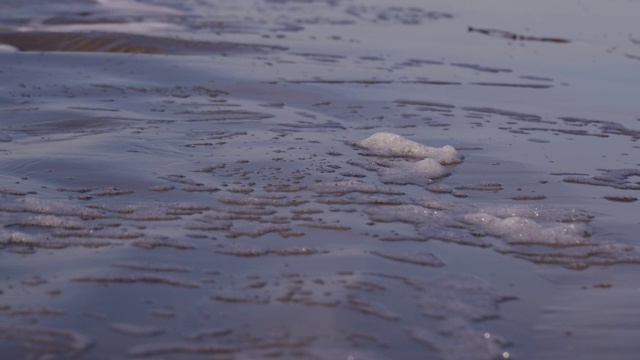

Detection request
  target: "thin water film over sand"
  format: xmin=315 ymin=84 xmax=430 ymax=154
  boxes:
xmin=0 ymin=0 xmax=639 ymax=359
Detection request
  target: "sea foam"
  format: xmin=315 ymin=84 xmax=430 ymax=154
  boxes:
xmin=354 ymin=132 xmax=461 ymax=185
xmin=356 ymin=132 xmax=462 ymax=165
xmin=379 ymin=158 xmax=450 ymax=185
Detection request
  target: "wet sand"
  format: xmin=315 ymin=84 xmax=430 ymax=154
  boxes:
xmin=0 ymin=0 xmax=639 ymax=359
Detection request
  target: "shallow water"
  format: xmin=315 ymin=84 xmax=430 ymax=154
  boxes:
xmin=0 ymin=0 xmax=639 ymax=359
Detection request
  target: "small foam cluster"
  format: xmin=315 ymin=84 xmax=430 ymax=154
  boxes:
xmin=365 ymin=196 xmax=640 ymax=268
xmin=357 ymin=132 xmax=462 ymax=164
xmin=355 ymin=132 xmax=462 ymax=185
xmin=462 ymin=212 xmax=591 ymax=246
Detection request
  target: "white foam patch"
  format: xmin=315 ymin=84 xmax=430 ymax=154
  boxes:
xmin=462 ymin=212 xmax=592 ymax=245
xmin=357 ymin=132 xmax=462 ymax=164
xmin=366 ymin=204 xmax=448 ymax=224
xmin=482 ymin=204 xmax=593 ymax=223
xmin=379 ymin=158 xmax=450 ymax=185
xmin=362 ymin=198 xmax=615 ymax=254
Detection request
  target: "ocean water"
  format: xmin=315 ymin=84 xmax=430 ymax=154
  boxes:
xmin=0 ymin=0 xmax=639 ymax=359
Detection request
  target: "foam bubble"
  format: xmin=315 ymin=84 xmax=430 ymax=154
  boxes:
xmin=366 ymin=205 xmax=448 ymax=224
xmin=462 ymin=212 xmax=592 ymax=245
xmin=483 ymin=204 xmax=592 ymax=222
xmin=356 ymin=132 xmax=461 ymax=164
xmin=363 ymin=198 xmax=612 ymax=261
xmin=379 ymin=158 xmax=450 ymax=185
